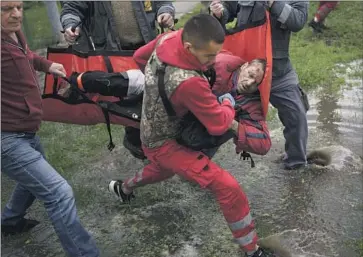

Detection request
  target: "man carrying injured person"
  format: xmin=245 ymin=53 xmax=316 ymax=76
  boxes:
xmin=108 ymin=14 xmax=277 ymax=257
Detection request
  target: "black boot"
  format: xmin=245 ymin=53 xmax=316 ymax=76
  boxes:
xmin=1 ymin=218 xmax=40 ymax=236
xmin=123 ymin=127 xmax=146 ymax=160
xmin=308 ymin=19 xmax=323 ymax=33
xmin=247 ymin=247 xmax=277 ymax=257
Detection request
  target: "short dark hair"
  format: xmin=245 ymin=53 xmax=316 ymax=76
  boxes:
xmin=182 ymin=14 xmax=225 ymax=49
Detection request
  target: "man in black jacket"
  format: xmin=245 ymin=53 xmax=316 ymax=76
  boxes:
xmin=60 ymin=1 xmax=176 ymax=160
xmin=211 ymin=0 xmax=310 ymax=170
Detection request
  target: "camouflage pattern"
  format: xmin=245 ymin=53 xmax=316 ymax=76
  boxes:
xmin=140 ymin=35 xmax=205 ymax=148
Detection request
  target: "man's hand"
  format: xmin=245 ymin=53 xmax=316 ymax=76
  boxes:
xmin=209 ymin=0 xmax=224 ymax=19
xmin=157 ymin=13 xmax=174 ymax=28
xmin=268 ymin=0 xmax=275 ymax=8
xmin=218 ymin=93 xmax=236 ymax=107
xmin=49 ymin=63 xmax=66 ymax=77
xmin=64 ymin=26 xmax=80 ymax=44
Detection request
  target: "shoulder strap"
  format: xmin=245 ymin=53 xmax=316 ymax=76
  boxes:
xmin=157 ymin=63 xmax=177 ymax=117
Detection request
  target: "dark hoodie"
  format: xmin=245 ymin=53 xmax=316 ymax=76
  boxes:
xmin=1 ymin=30 xmax=53 ymax=133
xmin=134 ymin=30 xmax=235 ymax=136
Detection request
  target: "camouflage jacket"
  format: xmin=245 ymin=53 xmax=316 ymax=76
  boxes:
xmin=140 ymin=35 xmax=205 ymax=148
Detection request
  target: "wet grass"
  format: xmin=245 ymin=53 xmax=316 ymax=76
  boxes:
xmin=291 ymin=2 xmax=363 ymax=90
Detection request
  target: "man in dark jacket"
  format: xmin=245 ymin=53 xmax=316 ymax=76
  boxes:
xmin=60 ymin=1 xmax=175 ymax=160
xmin=211 ymin=0 xmax=309 ymax=170
xmin=1 ymin=2 xmax=99 ymax=256
xmin=60 ymin=1 xmax=175 ymax=51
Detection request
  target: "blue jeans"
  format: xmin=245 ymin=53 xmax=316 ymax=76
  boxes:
xmin=1 ymin=132 xmax=99 ymax=257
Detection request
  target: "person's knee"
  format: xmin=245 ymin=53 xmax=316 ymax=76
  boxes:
xmin=53 ymin=180 xmax=75 ymax=203
xmin=209 ymin=169 xmax=245 ymax=202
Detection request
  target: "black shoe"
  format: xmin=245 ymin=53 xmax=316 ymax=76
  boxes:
xmin=108 ymin=180 xmax=135 ymax=203
xmin=123 ymin=127 xmax=146 ymax=160
xmin=1 ymin=218 xmax=40 ymax=236
xmin=247 ymin=247 xmax=277 ymax=257
xmin=308 ymin=19 xmax=323 ymax=33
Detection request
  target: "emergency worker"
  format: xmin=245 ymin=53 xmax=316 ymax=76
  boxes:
xmin=108 ymin=14 xmax=278 ymax=257
xmin=60 ymin=1 xmax=176 ymax=160
xmin=210 ymin=0 xmax=310 ymax=170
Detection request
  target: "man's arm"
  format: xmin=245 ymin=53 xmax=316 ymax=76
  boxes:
xmin=172 ymin=77 xmax=235 ymax=136
xmin=60 ymin=1 xmax=90 ymax=31
xmin=154 ymin=1 xmax=175 ymax=19
xmin=28 ymin=47 xmax=52 ymax=73
xmin=269 ymin=1 xmax=309 ymax=32
xmin=133 ymin=34 xmax=164 ymax=72
xmin=219 ymin=1 xmax=239 ymax=24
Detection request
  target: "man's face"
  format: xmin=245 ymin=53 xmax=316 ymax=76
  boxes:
xmin=1 ymin=1 xmax=23 ymax=34
xmin=184 ymin=40 xmax=223 ymax=66
xmin=237 ymin=61 xmax=264 ymax=94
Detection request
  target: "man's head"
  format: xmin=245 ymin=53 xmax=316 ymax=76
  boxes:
xmin=182 ymin=14 xmax=225 ymax=66
xmin=237 ymin=59 xmax=266 ymax=94
xmin=1 ymin=1 xmax=23 ymax=34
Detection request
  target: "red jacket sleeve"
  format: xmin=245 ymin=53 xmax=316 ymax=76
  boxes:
xmin=171 ymin=77 xmax=235 ymax=136
xmin=133 ymin=34 xmax=164 ymax=72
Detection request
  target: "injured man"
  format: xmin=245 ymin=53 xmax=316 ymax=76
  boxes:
xmin=64 ymin=51 xmax=271 ymax=162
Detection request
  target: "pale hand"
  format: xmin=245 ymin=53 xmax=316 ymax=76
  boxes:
xmin=209 ymin=0 xmax=224 ymax=19
xmin=64 ymin=26 xmax=80 ymax=44
xmin=268 ymin=0 xmax=275 ymax=7
xmin=49 ymin=63 xmax=66 ymax=77
xmin=157 ymin=13 xmax=174 ymax=28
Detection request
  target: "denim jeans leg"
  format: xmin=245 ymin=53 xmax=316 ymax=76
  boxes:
xmin=1 ymin=132 xmax=99 ymax=257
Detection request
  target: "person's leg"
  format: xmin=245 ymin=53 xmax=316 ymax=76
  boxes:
xmin=270 ymin=74 xmax=308 ymax=170
xmin=123 ymin=126 xmax=145 ymax=160
xmin=152 ymin=141 xmax=266 ymax=256
xmin=1 ymin=132 xmax=99 ymax=257
xmin=309 ymin=1 xmax=338 ymax=31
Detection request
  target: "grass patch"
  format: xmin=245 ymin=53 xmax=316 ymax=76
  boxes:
xmin=37 ymin=123 xmax=124 ymax=179
xmin=174 ymin=3 xmax=205 ymax=30
xmin=290 ymin=2 xmax=363 ymax=89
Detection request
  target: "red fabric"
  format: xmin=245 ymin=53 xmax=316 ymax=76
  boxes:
xmin=133 ymin=30 xmax=235 ymax=136
xmin=41 ymin=98 xmax=140 ymax=128
xmin=234 ymin=119 xmax=271 ymax=155
xmin=316 ymin=1 xmax=339 ymax=21
xmin=124 ymin=139 xmax=258 ymax=252
xmin=222 ymin=11 xmax=272 ymax=118
xmin=1 ymin=30 xmax=52 ymax=132
xmin=42 ymin=51 xmax=139 ymax=127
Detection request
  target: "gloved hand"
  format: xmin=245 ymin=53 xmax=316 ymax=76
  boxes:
xmin=218 ymin=93 xmax=236 ymax=107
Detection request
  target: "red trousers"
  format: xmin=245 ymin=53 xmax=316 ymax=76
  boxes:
xmin=124 ymin=139 xmax=258 ymax=253
xmin=316 ymin=1 xmax=339 ymax=22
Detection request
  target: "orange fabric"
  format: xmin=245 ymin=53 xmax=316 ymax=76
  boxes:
xmin=77 ymin=72 xmax=85 ymax=91
xmin=222 ymin=11 xmax=272 ymax=118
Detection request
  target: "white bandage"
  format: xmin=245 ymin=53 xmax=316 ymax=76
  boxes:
xmin=126 ymin=69 xmax=145 ymax=97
